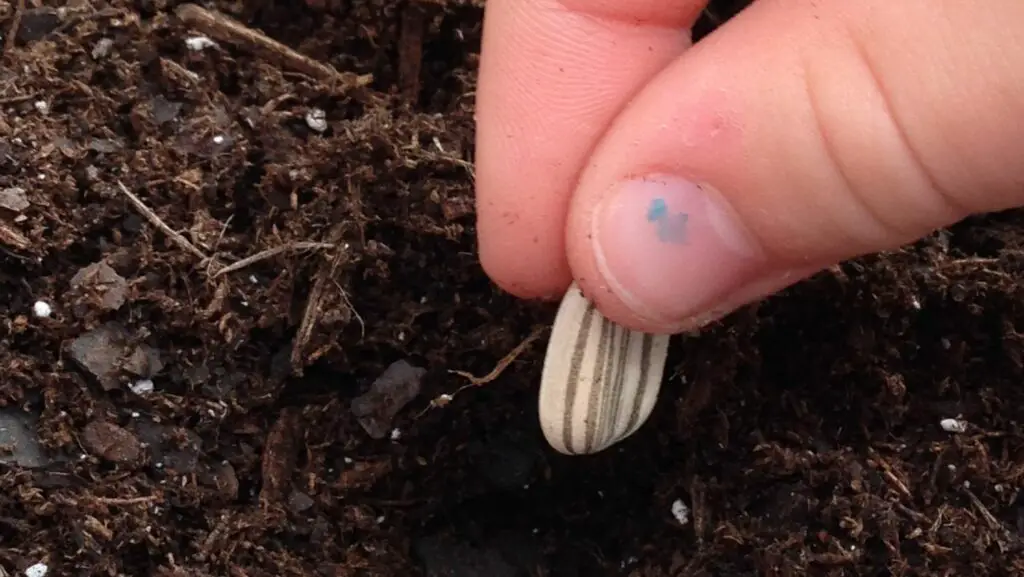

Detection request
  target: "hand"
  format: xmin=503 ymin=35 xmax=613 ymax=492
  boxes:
xmin=473 ymin=0 xmax=1024 ymax=334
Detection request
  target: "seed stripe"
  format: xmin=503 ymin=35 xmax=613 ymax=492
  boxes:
xmin=581 ymin=316 xmax=606 ymax=453
xmin=601 ymin=323 xmax=631 ymax=450
xmin=624 ymin=333 xmax=654 ymax=437
xmin=560 ymin=299 xmax=597 ymax=454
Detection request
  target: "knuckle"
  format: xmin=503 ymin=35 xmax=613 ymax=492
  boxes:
xmin=801 ymin=32 xmax=966 ymax=249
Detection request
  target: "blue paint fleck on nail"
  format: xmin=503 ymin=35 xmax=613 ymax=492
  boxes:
xmin=646 ymin=198 xmax=688 ymax=244
xmin=647 ymin=198 xmax=668 ymax=222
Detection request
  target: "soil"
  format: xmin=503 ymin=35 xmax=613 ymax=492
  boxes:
xmin=1 ymin=0 xmax=1024 ymax=575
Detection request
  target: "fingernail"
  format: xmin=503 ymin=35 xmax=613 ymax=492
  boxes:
xmin=591 ymin=174 xmax=764 ymax=325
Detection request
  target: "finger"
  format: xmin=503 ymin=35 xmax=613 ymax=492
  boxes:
xmin=563 ymin=0 xmax=1024 ymax=333
xmin=474 ymin=0 xmax=706 ymax=300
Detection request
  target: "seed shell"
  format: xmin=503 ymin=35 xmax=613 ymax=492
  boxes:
xmin=538 ymin=283 xmax=671 ymax=455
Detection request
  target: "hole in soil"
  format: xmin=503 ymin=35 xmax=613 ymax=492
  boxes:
xmin=229 ymin=151 xmax=267 ymax=232
xmin=116 ymin=541 xmax=158 ymax=572
xmin=167 ymin=504 xmax=212 ymax=533
xmin=276 ymin=360 xmax=353 ymax=406
xmin=235 ymin=475 xmax=261 ymax=505
xmin=0 ymin=505 xmax=29 ymax=542
xmin=418 ymin=6 xmax=482 ymax=111
xmin=45 ymin=235 xmax=107 ymax=270
xmin=218 ymin=69 xmax=243 ymax=98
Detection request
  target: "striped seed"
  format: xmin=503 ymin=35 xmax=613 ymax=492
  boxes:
xmin=538 ymin=282 xmax=671 ymax=455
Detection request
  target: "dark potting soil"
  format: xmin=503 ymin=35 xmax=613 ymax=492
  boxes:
xmin=2 ymin=0 xmax=1024 ymax=575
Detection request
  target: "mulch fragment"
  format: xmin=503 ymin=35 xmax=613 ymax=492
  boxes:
xmin=81 ymin=420 xmax=144 ymax=465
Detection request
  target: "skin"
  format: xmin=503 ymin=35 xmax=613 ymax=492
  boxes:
xmin=474 ymin=0 xmax=1024 ymax=334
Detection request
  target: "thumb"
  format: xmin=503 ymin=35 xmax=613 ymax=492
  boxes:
xmin=564 ymin=0 xmax=1024 ymax=334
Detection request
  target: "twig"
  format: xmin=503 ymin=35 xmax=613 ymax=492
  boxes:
xmin=0 ymin=221 xmax=31 ymax=252
xmin=202 ymin=214 xmax=234 ymax=277
xmin=159 ymin=57 xmax=201 ymax=88
xmin=290 ymin=240 xmax=348 ymax=374
xmin=52 ymin=7 xmax=123 ymax=37
xmin=4 ymin=0 xmax=24 ymax=52
xmin=868 ymin=448 xmax=912 ymax=500
xmin=448 ymin=325 xmax=546 ymax=386
xmin=335 ymin=277 xmax=365 ymax=338
xmin=416 ymin=326 xmax=546 ymax=419
xmin=175 ymin=3 xmax=373 ymax=92
xmin=93 ymin=495 xmax=161 ymax=505
xmin=0 ymin=92 xmax=37 ymax=105
xmin=397 ymin=2 xmax=426 ymax=101
xmin=115 ymin=181 xmax=209 ymax=262
xmin=213 ymin=242 xmax=335 ymax=277
xmin=963 ymin=487 xmax=1006 ymax=533
xmin=895 ymin=503 xmax=932 ymax=525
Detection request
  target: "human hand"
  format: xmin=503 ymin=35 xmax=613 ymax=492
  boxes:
xmin=473 ymin=0 xmax=1024 ymax=334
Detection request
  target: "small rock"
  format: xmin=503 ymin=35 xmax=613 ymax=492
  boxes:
xmin=122 ymin=344 xmax=164 ymax=378
xmin=69 ymin=261 xmax=128 ymax=311
xmin=287 ymin=491 xmax=315 ymax=513
xmin=91 ymin=37 xmax=114 ymax=59
xmin=81 ymin=421 xmax=143 ymax=464
xmin=14 ymin=9 xmax=61 ymax=43
xmin=68 ymin=323 xmax=162 ymax=390
xmin=152 ymin=96 xmax=183 ymax=125
xmin=32 ymin=301 xmax=51 ymax=318
xmin=68 ymin=323 xmax=129 ymax=390
xmin=305 ymin=108 xmax=328 ymax=133
xmin=350 ymin=360 xmax=427 ymax=439
xmin=185 ymin=36 xmax=217 ymax=51
xmin=940 ymin=418 xmax=968 ymax=434
xmin=0 ymin=409 xmax=47 ymax=468
xmin=88 ymin=138 xmax=123 ymax=154
xmin=670 ymin=499 xmax=690 ymax=526
xmin=0 ymin=186 xmax=29 ymax=212
xmin=129 ymin=379 xmax=154 ymax=395
xmin=23 ymin=561 xmax=48 ymax=577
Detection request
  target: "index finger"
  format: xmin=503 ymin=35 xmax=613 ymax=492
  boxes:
xmin=473 ymin=0 xmax=706 ymax=299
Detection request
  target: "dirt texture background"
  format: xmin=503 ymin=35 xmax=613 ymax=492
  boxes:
xmin=2 ymin=0 xmax=1024 ymax=575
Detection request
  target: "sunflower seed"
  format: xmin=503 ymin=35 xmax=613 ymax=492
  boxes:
xmin=538 ymin=282 xmax=671 ymax=455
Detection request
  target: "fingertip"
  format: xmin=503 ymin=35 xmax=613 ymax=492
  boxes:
xmin=474 ymin=0 xmax=700 ymax=301
xmin=477 ymin=219 xmax=573 ymax=301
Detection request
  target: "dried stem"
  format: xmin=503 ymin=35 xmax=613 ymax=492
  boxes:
xmin=291 ymin=240 xmax=349 ymax=374
xmin=175 ymin=4 xmax=372 ymax=93
xmin=213 ymin=242 xmax=335 ymax=278
xmin=115 ymin=181 xmax=209 ymax=262
xmin=449 ymin=325 xmax=546 ymax=386
xmin=4 ymin=0 xmax=24 ymax=52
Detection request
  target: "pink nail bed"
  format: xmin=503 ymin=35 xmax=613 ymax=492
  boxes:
xmin=591 ymin=174 xmax=763 ymax=325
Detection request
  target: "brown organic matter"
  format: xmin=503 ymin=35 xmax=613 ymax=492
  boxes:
xmin=1 ymin=0 xmax=1024 ymax=575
